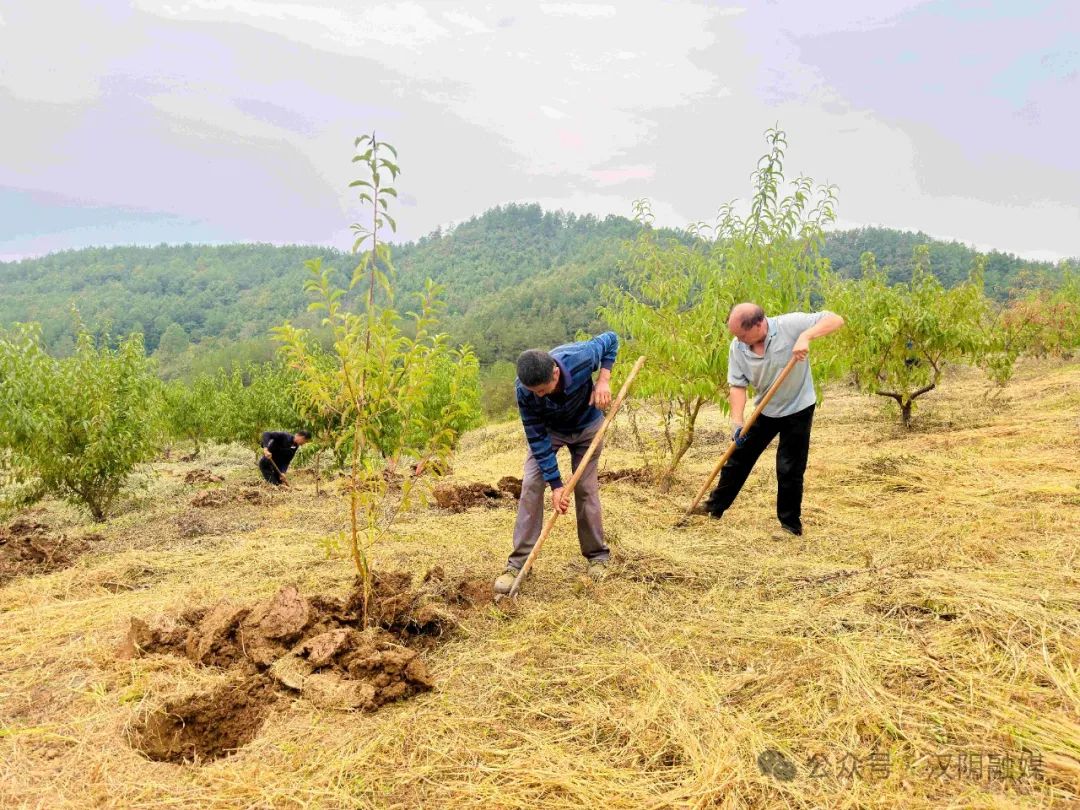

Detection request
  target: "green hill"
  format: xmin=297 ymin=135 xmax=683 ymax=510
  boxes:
xmin=1 ymin=205 xmax=1071 ymax=374
xmin=821 ymin=227 xmax=1063 ymax=294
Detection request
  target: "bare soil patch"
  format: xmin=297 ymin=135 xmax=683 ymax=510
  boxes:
xmin=496 ymin=476 xmax=522 ymax=499
xmin=431 ymin=482 xmax=510 ymax=511
xmin=0 ymin=520 xmax=102 ymax=584
xmin=598 ymin=467 xmax=654 ymax=485
xmin=123 ymin=568 xmax=488 ymax=762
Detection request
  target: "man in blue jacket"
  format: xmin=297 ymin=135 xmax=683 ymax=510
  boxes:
xmin=493 ymin=331 xmax=619 ymax=595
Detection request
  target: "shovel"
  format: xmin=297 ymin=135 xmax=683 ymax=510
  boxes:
xmin=676 ymin=356 xmax=799 ymax=527
xmin=498 ymin=355 xmax=647 ymax=602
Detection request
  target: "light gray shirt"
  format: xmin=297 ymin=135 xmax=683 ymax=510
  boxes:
xmin=727 ymin=311 xmax=829 ymax=417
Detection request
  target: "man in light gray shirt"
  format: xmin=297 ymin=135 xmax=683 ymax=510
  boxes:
xmin=699 ymin=302 xmax=844 ymax=537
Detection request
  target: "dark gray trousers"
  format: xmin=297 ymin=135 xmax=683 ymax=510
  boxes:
xmin=507 ymin=419 xmax=610 ymax=569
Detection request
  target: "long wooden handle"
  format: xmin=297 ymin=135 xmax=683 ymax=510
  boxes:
xmin=507 ymin=355 xmax=647 ymax=598
xmin=264 ymin=452 xmax=289 ymax=483
xmin=678 ymin=356 xmax=799 ymax=524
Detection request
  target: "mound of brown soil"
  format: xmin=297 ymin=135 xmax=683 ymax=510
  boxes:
xmin=191 ymin=490 xmax=228 ymax=508
xmin=122 ymin=568 xmax=490 ymax=761
xmin=431 ymin=482 xmax=507 ymax=512
xmin=271 ymin=627 xmax=433 ymax=711
xmin=497 ymin=476 xmax=523 ymax=499
xmin=184 ymin=469 xmax=224 ymax=485
xmin=598 ymin=467 xmax=654 ymax=485
xmin=0 ymin=521 xmax=101 ymax=585
xmin=129 ymin=675 xmax=280 ymax=763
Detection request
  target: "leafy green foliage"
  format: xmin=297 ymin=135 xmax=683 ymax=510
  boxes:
xmin=161 ymin=363 xmax=303 ymax=454
xmin=824 ymin=247 xmax=996 ymax=425
xmin=600 ymin=203 xmax=726 ymax=491
xmin=0 ymin=325 xmax=160 ymax=520
xmin=274 ymin=135 xmax=481 ymax=612
xmin=601 ymin=128 xmax=838 ymax=489
xmin=998 ymin=264 xmax=1080 ymax=361
xmin=3 ymin=208 xmax=1072 ymax=409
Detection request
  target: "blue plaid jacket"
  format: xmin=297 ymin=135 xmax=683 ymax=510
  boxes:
xmin=515 ymin=332 xmax=619 ymax=489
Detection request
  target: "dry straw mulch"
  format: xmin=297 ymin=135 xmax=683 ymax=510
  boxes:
xmin=0 ymin=361 xmax=1078 ymax=808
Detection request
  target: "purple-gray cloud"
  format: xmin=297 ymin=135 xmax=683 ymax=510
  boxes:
xmin=0 ymin=0 xmax=1076 ymax=261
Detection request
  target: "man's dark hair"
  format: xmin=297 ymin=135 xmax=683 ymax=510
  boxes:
xmin=729 ymin=304 xmax=766 ymax=331
xmin=516 ymin=349 xmax=556 ymax=387
xmin=295 ymin=430 xmax=312 ymax=440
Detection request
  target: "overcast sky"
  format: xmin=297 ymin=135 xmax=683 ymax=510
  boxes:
xmin=1 ymin=0 xmax=1077 ymax=261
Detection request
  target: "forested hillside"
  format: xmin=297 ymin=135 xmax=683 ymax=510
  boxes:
xmin=822 ymin=227 xmax=1062 ymax=292
xmin=0 ymin=204 xmax=1071 ymax=374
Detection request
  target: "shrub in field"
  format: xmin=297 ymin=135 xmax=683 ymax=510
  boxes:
xmin=824 ymin=247 xmax=996 ymax=426
xmin=0 ymin=324 xmax=160 ymax=520
xmin=274 ymin=134 xmax=481 ymax=619
xmin=600 ymin=203 xmax=726 ymax=491
xmin=1000 ymin=265 xmax=1080 ymax=361
xmin=601 ymin=128 xmax=838 ymax=490
xmin=209 ymin=363 xmax=303 ymax=446
xmin=161 ymin=374 xmax=219 ymax=456
xmin=160 ymin=363 xmax=303 ymax=454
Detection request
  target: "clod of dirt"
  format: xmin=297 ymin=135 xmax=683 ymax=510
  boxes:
xmin=238 ymin=585 xmax=314 ymax=666
xmin=270 ymin=627 xmax=433 ymax=711
xmin=497 ymin=476 xmax=523 ymax=499
xmin=343 ymin=570 xmax=462 ymax=638
xmin=128 ymin=675 xmax=278 ymax=763
xmin=119 ymin=613 xmax=198 ymax=659
xmin=0 ymin=521 xmax=97 ymax=585
xmin=420 ymin=566 xmax=490 ymax=609
xmin=431 ymin=482 xmax=506 ymax=512
xmin=449 ymin=577 xmax=492 ymax=608
xmin=185 ymin=469 xmax=224 ymax=485
xmin=191 ymin=490 xmax=228 ymax=508
xmin=598 ymin=467 xmax=654 ymax=485
xmin=186 ymin=600 xmax=251 ymax=667
xmin=123 ymin=568 xmax=485 ymax=762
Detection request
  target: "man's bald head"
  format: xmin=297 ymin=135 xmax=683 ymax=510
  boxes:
xmin=728 ymin=303 xmax=765 ymax=333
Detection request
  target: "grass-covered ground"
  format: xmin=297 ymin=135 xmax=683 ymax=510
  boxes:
xmin=1 ymin=360 xmax=1078 ymax=808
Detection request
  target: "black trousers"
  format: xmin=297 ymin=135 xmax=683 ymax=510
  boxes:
xmin=704 ymin=404 xmax=815 ymax=533
xmin=258 ymin=457 xmax=283 ymax=485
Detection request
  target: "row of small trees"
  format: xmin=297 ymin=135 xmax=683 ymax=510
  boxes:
xmin=603 ymin=128 xmax=1080 ymax=488
xmin=0 ymin=312 xmax=482 ymax=526
xmin=0 ymin=133 xmax=486 ymax=622
xmin=2 ymin=127 xmax=1076 ymax=535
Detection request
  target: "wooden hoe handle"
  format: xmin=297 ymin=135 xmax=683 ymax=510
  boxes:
xmin=678 ymin=356 xmax=800 ymax=525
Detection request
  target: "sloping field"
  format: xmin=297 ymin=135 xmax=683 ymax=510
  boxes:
xmin=1 ymin=360 xmax=1078 ymax=808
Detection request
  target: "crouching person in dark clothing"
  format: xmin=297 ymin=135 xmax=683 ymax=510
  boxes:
xmin=258 ymin=430 xmax=310 ymax=485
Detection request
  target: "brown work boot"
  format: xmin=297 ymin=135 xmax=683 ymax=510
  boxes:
xmin=493 ymin=566 xmax=521 ymax=595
